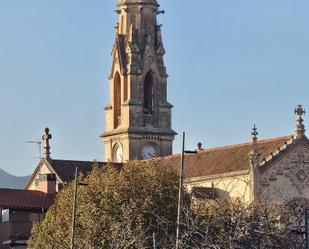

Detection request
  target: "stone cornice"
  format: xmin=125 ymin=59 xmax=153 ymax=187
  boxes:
xmin=101 ymin=127 xmax=177 ymax=138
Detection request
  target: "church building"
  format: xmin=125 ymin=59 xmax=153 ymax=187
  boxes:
xmin=1 ymin=0 xmax=308 ymax=247
xmin=2 ymin=0 xmax=307 ymax=209
xmin=100 ymin=0 xmax=309 ymax=205
xmin=162 ymin=105 xmax=309 ymax=204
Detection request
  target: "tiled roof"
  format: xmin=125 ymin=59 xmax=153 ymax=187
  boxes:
xmin=50 ymin=159 xmax=123 ymax=183
xmin=160 ymin=136 xmax=294 ymax=179
xmin=0 ymin=189 xmax=54 ymax=209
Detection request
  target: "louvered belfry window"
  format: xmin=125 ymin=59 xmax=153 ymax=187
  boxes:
xmin=143 ymin=72 xmax=154 ymax=114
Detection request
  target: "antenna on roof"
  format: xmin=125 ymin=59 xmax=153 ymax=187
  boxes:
xmin=26 ymin=140 xmax=42 ymax=160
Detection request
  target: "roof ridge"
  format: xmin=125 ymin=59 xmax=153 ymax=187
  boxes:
xmin=160 ymin=135 xmax=294 ymax=160
xmin=192 ymin=135 xmax=293 ymax=154
xmin=0 ymin=188 xmax=51 ymax=194
xmin=52 ymin=159 xmax=104 ymax=163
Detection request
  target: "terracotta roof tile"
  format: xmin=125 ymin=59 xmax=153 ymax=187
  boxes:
xmin=160 ymin=136 xmax=293 ymax=179
xmin=0 ymin=189 xmax=54 ymax=209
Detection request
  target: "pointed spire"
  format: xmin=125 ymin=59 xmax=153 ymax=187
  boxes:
xmin=294 ymin=105 xmax=306 ymax=139
xmin=250 ymin=124 xmax=259 ymax=167
xmin=42 ymin=128 xmax=52 ymax=159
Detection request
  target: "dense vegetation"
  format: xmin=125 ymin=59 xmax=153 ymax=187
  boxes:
xmin=28 ymin=161 xmax=308 ymax=249
xmin=28 ymin=161 xmax=179 ymax=249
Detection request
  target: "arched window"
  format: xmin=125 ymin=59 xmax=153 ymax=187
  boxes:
xmin=143 ymin=72 xmax=154 ymax=114
xmin=114 ymin=72 xmax=121 ymax=128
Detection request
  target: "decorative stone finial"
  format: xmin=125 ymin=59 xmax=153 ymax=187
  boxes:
xmin=294 ymin=105 xmax=306 ymax=139
xmin=251 ymin=124 xmax=258 ymax=143
xmin=250 ymin=124 xmax=259 ymax=167
xmin=197 ymin=142 xmax=203 ymax=151
xmin=42 ymin=128 xmax=52 ymax=159
xmin=114 ymin=23 xmax=119 ymax=35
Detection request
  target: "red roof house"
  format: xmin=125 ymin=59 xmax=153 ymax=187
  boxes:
xmin=0 ymin=189 xmax=54 ymax=249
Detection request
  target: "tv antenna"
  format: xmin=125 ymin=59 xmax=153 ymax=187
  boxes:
xmin=26 ymin=140 xmax=42 ymax=160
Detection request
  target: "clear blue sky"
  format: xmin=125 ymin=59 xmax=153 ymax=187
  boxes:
xmin=0 ymin=0 xmax=308 ymax=176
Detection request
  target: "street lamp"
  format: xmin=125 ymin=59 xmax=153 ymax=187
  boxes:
xmin=70 ymin=167 xmax=88 ymax=249
xmin=175 ymin=132 xmax=198 ymax=249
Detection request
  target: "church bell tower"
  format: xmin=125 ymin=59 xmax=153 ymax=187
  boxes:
xmin=102 ymin=0 xmax=176 ymax=162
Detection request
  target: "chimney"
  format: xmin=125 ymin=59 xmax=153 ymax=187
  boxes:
xmin=35 ymin=174 xmax=56 ymax=194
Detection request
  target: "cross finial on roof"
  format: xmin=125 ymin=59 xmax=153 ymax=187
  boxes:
xmin=294 ymin=105 xmax=306 ymax=139
xmin=42 ymin=128 xmax=52 ymax=159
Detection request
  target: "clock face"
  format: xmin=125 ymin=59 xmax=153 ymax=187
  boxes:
xmin=113 ymin=144 xmax=123 ymax=163
xmin=142 ymin=144 xmax=157 ymax=159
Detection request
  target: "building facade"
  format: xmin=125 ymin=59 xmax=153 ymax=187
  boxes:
xmin=161 ymin=105 xmax=309 ymax=204
xmin=0 ymin=189 xmax=54 ymax=249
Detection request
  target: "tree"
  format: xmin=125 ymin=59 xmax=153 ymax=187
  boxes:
xmin=28 ymin=159 xmax=309 ymax=249
xmin=178 ymin=199 xmax=307 ymax=249
xmin=28 ymin=160 xmax=180 ymax=249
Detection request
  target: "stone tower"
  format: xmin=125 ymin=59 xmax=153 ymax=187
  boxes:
xmin=102 ymin=0 xmax=176 ymax=162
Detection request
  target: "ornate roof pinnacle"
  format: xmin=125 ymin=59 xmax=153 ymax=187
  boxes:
xmin=250 ymin=124 xmax=259 ymax=167
xmin=251 ymin=124 xmax=258 ymax=143
xmin=294 ymin=105 xmax=306 ymax=139
xmin=42 ymin=128 xmax=52 ymax=159
xmin=114 ymin=23 xmax=119 ymax=35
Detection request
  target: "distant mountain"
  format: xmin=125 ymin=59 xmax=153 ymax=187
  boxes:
xmin=0 ymin=168 xmax=30 ymax=189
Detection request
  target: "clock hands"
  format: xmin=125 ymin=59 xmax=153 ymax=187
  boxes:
xmin=142 ymin=144 xmax=157 ymax=159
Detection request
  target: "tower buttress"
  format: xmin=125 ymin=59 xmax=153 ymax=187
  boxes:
xmin=102 ymin=0 xmax=176 ymax=162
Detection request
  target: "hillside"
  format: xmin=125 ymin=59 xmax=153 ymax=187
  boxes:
xmin=0 ymin=168 xmax=29 ymax=189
